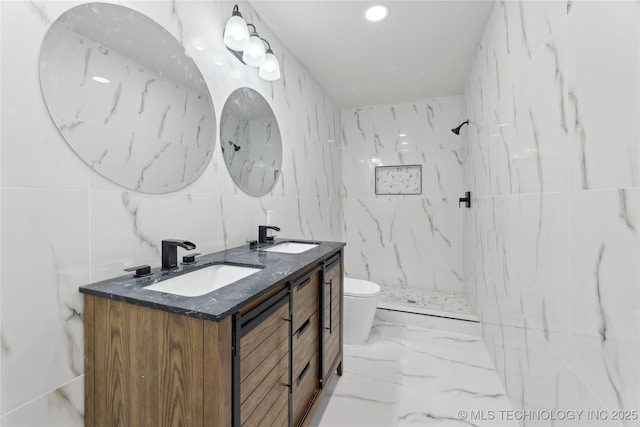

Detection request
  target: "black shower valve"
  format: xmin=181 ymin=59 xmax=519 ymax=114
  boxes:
xmin=459 ymin=191 xmax=471 ymax=208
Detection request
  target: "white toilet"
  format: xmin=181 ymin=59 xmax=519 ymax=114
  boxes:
xmin=343 ymin=277 xmax=381 ymax=345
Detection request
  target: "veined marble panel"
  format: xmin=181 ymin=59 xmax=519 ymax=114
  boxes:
xmin=342 ymin=96 xmax=464 ymax=200
xmin=0 ymin=376 xmax=83 ymax=426
xmin=343 ymin=196 xmax=463 ymax=292
xmin=567 ymin=1 xmax=639 ymax=191
xmin=90 ymin=191 xmax=221 ymax=283
xmin=511 ymin=192 xmax=570 ymax=355
xmin=1 ymin=189 xmax=89 ymax=414
xmin=569 ymin=189 xmax=639 ymax=414
xmin=511 ymin=22 xmax=569 ymax=194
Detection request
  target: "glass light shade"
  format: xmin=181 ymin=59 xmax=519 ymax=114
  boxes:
xmin=259 ymin=51 xmax=280 ymax=81
xmin=242 ymin=34 xmax=266 ymax=67
xmin=223 ymin=15 xmax=250 ymax=51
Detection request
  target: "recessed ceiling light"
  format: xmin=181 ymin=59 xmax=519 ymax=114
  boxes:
xmin=365 ymin=5 xmax=389 ymax=22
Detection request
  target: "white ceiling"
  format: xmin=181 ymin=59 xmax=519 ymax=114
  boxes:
xmin=249 ymin=1 xmax=495 ymax=109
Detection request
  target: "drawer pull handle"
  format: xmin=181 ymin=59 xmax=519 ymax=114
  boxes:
xmin=297 ymin=318 xmax=311 ymax=338
xmin=325 ymin=279 xmax=333 ymax=334
xmin=297 ymin=361 xmax=311 ymax=385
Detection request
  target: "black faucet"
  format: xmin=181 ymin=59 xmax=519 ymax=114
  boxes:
xmin=258 ymin=225 xmax=280 ymax=244
xmin=161 ymin=239 xmax=196 ymax=269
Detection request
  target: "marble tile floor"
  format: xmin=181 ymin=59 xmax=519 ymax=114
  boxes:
xmin=309 ymin=319 xmax=516 ymax=427
xmin=378 ymin=285 xmax=476 ymax=318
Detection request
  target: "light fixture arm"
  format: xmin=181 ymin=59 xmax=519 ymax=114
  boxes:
xmin=261 ymin=38 xmax=272 ymax=52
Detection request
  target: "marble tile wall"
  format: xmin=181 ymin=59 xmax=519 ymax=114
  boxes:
xmin=0 ymin=0 xmax=341 ymax=424
xmin=341 ymin=96 xmax=466 ymax=292
xmin=463 ymin=1 xmax=640 ymax=424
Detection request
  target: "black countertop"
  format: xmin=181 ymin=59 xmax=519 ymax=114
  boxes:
xmin=79 ymin=239 xmax=345 ymax=322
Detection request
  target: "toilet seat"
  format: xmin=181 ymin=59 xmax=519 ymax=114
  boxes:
xmin=344 ymin=277 xmax=381 ymax=297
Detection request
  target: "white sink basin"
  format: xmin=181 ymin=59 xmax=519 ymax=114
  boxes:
xmin=145 ymin=264 xmax=261 ymax=297
xmin=260 ymin=242 xmax=319 ymax=254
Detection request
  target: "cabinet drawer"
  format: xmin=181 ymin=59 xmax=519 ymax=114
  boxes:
xmin=292 ymin=272 xmax=319 ymax=332
xmin=293 ymin=311 xmax=318 ymax=377
xmin=292 ymin=353 xmax=319 ymax=427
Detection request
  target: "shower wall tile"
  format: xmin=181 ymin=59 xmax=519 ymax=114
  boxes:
xmin=507 ymin=0 xmax=568 ymax=81
xmin=511 ymin=192 xmax=570 ymax=355
xmin=567 ymin=1 xmax=640 ymax=191
xmin=569 ymin=189 xmax=639 ymax=343
xmin=464 ymin=0 xmax=640 ymax=422
xmin=342 ymin=96 xmax=465 ymax=292
xmin=568 ymin=189 xmax=639 ymax=414
xmin=511 ymin=24 xmax=569 ymax=195
xmin=1 ymin=0 xmax=342 ymax=423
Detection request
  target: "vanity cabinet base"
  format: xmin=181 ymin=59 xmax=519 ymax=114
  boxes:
xmin=84 ymin=295 xmax=232 ymax=427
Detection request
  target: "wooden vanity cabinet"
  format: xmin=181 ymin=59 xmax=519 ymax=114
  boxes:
xmin=84 ymin=249 xmax=343 ymax=427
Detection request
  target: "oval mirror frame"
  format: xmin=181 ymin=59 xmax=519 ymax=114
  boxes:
xmin=39 ymin=3 xmax=216 ymax=193
xmin=220 ymin=88 xmax=282 ymax=197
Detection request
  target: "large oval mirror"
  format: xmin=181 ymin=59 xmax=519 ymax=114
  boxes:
xmin=39 ymin=3 xmax=215 ymax=193
xmin=221 ymin=88 xmax=282 ymax=197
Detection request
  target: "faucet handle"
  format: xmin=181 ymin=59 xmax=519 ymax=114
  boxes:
xmin=124 ymin=265 xmax=151 ymax=278
xmin=182 ymin=252 xmax=201 ymax=265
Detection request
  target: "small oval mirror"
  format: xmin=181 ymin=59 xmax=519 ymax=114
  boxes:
xmin=39 ymin=3 xmax=215 ymax=193
xmin=220 ymin=88 xmax=282 ymax=197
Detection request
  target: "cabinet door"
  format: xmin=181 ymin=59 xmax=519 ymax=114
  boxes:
xmin=321 ymin=253 xmax=342 ymax=385
xmin=233 ymin=288 xmax=290 ymax=427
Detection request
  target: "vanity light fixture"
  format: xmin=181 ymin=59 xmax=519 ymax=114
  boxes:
xmin=258 ymin=40 xmax=281 ymax=81
xmin=365 ymin=5 xmax=389 ymax=22
xmin=242 ymin=24 xmax=266 ymax=66
xmin=223 ymin=5 xmax=250 ymax=51
xmin=223 ymin=4 xmax=281 ymax=81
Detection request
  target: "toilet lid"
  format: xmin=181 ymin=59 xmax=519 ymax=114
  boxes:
xmin=344 ymin=278 xmax=381 ymax=297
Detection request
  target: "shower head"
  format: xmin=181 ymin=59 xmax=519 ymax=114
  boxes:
xmin=451 ymin=120 xmax=469 ymax=135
